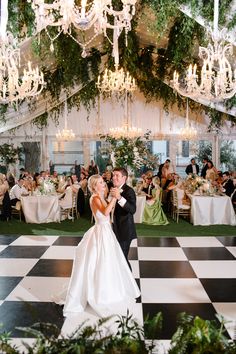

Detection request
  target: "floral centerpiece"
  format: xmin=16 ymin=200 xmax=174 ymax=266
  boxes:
xmin=185 ymin=174 xmax=215 ymax=195
xmin=101 ymin=131 xmax=158 ymax=172
xmin=37 ymin=178 xmax=56 ymax=195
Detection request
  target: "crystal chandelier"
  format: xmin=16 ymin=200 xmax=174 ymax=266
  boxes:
xmin=0 ymin=1 xmax=45 ymax=104
xmin=109 ymin=90 xmax=142 ymax=139
xmin=179 ymin=99 xmax=197 ymax=141
xmin=56 ymin=98 xmax=75 ymax=141
xmin=97 ymin=66 xmax=136 ymax=93
xmin=28 ymin=0 xmax=137 ymax=58
xmin=173 ymin=0 xmax=236 ymax=102
xmin=109 ymin=122 xmax=142 ymax=139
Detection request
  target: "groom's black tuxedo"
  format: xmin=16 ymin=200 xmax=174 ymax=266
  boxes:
xmin=112 ymin=184 xmax=136 ymax=267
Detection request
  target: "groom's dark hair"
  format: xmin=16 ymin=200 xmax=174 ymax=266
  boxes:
xmin=113 ymin=167 xmax=128 ymax=178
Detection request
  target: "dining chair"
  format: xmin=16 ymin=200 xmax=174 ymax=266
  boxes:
xmin=11 ymin=201 xmax=22 ymax=221
xmin=60 ymin=191 xmax=79 ymax=222
xmin=172 ymin=190 xmax=190 ymax=223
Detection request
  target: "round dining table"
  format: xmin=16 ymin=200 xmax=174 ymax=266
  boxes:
xmin=21 ymin=195 xmax=60 ymax=223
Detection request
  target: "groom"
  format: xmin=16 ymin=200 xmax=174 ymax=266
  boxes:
xmin=110 ymin=167 xmax=137 ymax=269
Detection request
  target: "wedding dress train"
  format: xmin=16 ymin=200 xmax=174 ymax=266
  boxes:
xmin=60 ymin=209 xmax=140 ymax=318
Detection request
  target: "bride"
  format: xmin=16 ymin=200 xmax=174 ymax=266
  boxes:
xmin=61 ymin=174 xmax=140 ymax=318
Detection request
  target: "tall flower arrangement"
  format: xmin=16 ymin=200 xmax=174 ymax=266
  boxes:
xmin=101 ymin=131 xmax=158 ymax=171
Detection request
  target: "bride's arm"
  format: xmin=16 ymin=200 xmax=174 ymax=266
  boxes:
xmin=91 ymin=195 xmax=116 ymax=216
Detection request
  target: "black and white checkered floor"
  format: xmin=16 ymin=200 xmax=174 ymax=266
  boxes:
xmin=0 ymin=235 xmax=235 ymax=350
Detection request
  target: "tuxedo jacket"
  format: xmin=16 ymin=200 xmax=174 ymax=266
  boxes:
xmin=185 ymin=164 xmax=199 ymax=175
xmin=113 ymin=184 xmax=137 ymax=243
xmin=201 ymin=164 xmax=208 ymax=178
xmin=222 ymin=179 xmax=235 ymax=197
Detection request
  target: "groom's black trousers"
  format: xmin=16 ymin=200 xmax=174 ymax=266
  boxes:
xmin=118 ymin=239 xmax=132 ymax=271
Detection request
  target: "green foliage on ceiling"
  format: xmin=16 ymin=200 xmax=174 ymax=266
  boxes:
xmin=5 ymin=0 xmax=236 ymax=130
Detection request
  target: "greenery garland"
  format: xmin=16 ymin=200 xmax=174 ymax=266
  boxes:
xmin=3 ymin=0 xmax=236 ymax=130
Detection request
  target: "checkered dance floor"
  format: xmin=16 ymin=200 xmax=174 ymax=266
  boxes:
xmin=0 ymin=235 xmax=235 ymax=349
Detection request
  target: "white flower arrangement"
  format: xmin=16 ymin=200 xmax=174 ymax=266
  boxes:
xmin=38 ymin=179 xmax=56 ymax=195
xmin=101 ymin=131 xmax=158 ymax=171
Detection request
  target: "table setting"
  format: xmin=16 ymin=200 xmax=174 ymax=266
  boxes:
xmin=184 ymin=174 xmax=236 ymax=226
xmin=21 ymin=178 xmax=61 ymax=224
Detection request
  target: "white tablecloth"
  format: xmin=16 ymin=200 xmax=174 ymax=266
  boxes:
xmin=134 ymin=195 xmax=146 ymax=223
xmin=189 ymin=195 xmax=236 ymax=226
xmin=21 ymin=195 xmax=60 ymax=223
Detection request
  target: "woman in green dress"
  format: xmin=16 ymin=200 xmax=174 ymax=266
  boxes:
xmin=142 ymin=177 xmax=169 ymax=226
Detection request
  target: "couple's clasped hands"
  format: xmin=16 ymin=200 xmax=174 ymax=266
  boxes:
xmin=110 ymin=187 xmax=121 ymax=201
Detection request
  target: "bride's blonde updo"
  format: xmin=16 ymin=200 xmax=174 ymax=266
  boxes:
xmin=88 ymin=174 xmax=101 ymax=194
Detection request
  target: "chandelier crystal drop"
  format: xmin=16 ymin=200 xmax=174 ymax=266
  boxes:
xmin=0 ymin=0 xmax=45 ymax=105
xmin=179 ymin=99 xmax=197 ymax=141
xmin=28 ymin=0 xmax=137 ymax=58
xmin=172 ymin=0 xmax=236 ymax=102
xmin=97 ymin=66 xmax=136 ymax=93
xmin=56 ymin=98 xmax=75 ymax=142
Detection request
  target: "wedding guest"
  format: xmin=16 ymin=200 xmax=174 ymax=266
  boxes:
xmin=74 ymin=160 xmax=81 ymax=181
xmin=79 ymin=172 xmax=88 ymax=196
xmin=174 ymin=181 xmax=190 ymax=207
xmin=0 ymin=174 xmax=10 ymax=221
xmin=162 ymin=173 xmax=180 ymax=212
xmin=9 ymin=178 xmax=29 ymax=206
xmin=200 ymin=157 xmax=209 ymax=178
xmin=160 ymin=159 xmax=174 ymax=187
xmin=140 ymin=175 xmax=154 ymax=200
xmin=7 ymin=172 xmax=16 ymax=188
xmin=221 ymin=171 xmax=235 ymax=197
xmin=185 ymin=158 xmax=199 ymax=175
xmin=142 ymin=177 xmax=169 ymax=226
xmin=49 ymin=160 xmax=54 ymax=175
xmin=71 ymin=174 xmax=85 ymax=216
xmin=103 ymin=170 xmax=113 ymax=191
xmin=87 ymin=160 xmax=99 ymax=177
xmin=205 ymin=160 xmax=218 ymax=182
xmin=59 ymin=176 xmax=74 ymax=219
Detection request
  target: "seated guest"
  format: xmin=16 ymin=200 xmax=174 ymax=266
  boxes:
xmin=59 ymin=176 xmax=74 ymax=220
xmin=0 ymin=174 xmax=10 ymax=220
xmin=205 ymin=160 xmax=218 ymax=182
xmin=185 ymin=158 xmax=199 ymax=175
xmin=174 ymin=181 xmax=190 ymax=207
xmin=140 ymin=175 xmax=154 ymax=200
xmin=9 ymin=178 xmax=29 ymax=206
xmin=221 ymin=171 xmax=235 ymax=197
xmin=142 ymin=177 xmax=169 ymax=226
xmin=215 ymin=171 xmax=224 ymax=185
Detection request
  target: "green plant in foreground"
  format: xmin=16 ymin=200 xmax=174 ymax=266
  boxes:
xmin=169 ymin=312 xmax=236 ymax=354
xmin=0 ymin=312 xmax=235 ymax=353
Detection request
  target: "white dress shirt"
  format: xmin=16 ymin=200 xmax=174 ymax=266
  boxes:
xmin=9 ymin=184 xmax=28 ymax=200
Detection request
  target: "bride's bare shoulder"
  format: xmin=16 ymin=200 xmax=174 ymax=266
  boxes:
xmin=90 ymin=195 xmax=102 ymax=208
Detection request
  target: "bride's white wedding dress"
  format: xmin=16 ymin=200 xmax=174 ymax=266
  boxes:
xmin=61 ymin=209 xmax=140 ymax=318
